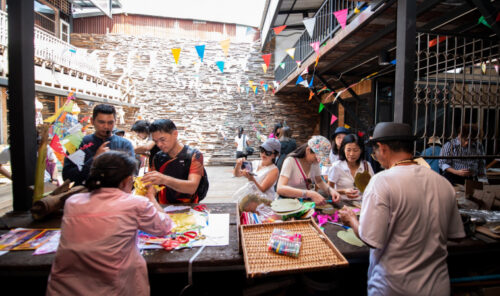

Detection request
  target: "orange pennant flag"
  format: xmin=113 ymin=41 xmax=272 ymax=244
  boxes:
xmin=309 ymin=90 xmax=314 ymax=101
xmin=171 ymin=48 xmax=181 ymax=64
xmin=273 ymin=25 xmax=287 ymax=35
xmin=315 ymin=55 xmax=320 ymax=67
xmin=262 ymin=54 xmax=272 ymax=68
xmin=49 ymin=135 xmax=66 ymax=164
xmin=219 ymin=39 xmax=231 ymax=57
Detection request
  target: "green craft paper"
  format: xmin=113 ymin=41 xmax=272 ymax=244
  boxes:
xmin=337 ymin=228 xmax=365 ymax=247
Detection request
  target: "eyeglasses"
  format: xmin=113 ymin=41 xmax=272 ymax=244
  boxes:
xmin=259 ymin=148 xmax=274 ymax=156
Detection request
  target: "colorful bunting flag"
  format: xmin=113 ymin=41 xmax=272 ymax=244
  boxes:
xmin=481 ymin=62 xmax=487 ymax=74
xmin=262 ymin=54 xmax=272 ymax=68
xmin=358 ymin=131 xmax=365 ymax=137
xmin=262 ymin=63 xmax=267 ymax=73
xmin=390 ymin=59 xmax=396 ymax=65
xmin=273 ymin=25 xmax=287 ymax=35
xmin=310 ymin=41 xmax=320 ymax=55
xmin=263 ymin=84 xmax=268 ymax=92
xmin=309 ymin=90 xmax=314 ymax=101
xmin=64 ymin=142 xmax=77 ymax=155
xmin=495 ymin=65 xmax=499 ymax=73
xmin=319 ymin=103 xmax=325 ymax=113
xmin=216 ymin=61 xmax=225 ymax=73
xmin=308 ymin=77 xmax=314 ymax=88
xmin=478 ymin=16 xmax=491 ymax=28
xmin=260 ymin=81 xmax=265 ymax=86
xmin=171 ymin=48 xmax=181 ymax=64
xmin=296 ymin=60 xmax=302 ymax=67
xmin=333 ymin=8 xmax=348 ymax=29
xmin=252 ymin=86 xmax=257 ymax=94
xmin=330 ymin=114 xmax=338 ymax=125
xmin=286 ymin=48 xmax=295 ymax=60
xmin=67 ymin=149 xmax=85 ymax=171
xmin=299 ymin=79 xmax=309 ymax=88
xmin=428 ymin=36 xmax=447 ymax=48
xmin=220 ymin=39 xmax=231 ymax=56
xmin=301 ymin=68 xmax=309 ymax=75
xmin=315 ymin=55 xmax=320 ymax=67
xmin=354 ymin=6 xmax=360 ymax=14
xmin=259 ymin=121 xmax=265 ymax=128
xmin=296 ymin=76 xmax=304 ymax=85
xmin=279 ymin=62 xmax=285 ymax=69
xmin=195 ymin=45 xmax=205 ymax=63
xmin=303 ymin=17 xmax=316 ymax=38
xmin=245 ymin=87 xmax=250 ymax=94
xmin=344 ymin=124 xmax=351 ymax=129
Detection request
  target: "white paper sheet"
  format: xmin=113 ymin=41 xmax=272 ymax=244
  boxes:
xmin=194 ymin=213 xmax=229 ymax=247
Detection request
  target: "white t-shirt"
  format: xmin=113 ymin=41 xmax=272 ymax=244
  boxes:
xmin=280 ymin=157 xmax=321 ymax=190
xmin=328 ymin=160 xmax=374 ymax=200
xmin=321 ymin=150 xmax=340 ymax=176
xmin=234 ymin=135 xmax=249 ymax=152
xmin=359 ymin=165 xmax=465 ymax=296
xmin=251 ymin=160 xmax=278 ymax=200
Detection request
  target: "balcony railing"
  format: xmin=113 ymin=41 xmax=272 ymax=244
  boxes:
xmin=0 ymin=10 xmax=137 ymax=105
xmin=274 ymin=0 xmax=359 ymax=83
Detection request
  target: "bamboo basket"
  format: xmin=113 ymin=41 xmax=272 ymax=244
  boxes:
xmin=240 ymin=219 xmax=348 ymax=278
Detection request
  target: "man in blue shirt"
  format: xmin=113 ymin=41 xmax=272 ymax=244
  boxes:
xmin=63 ymin=104 xmax=134 ymax=185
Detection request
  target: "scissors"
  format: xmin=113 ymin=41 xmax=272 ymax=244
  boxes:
xmin=193 ymin=204 xmax=208 ymax=212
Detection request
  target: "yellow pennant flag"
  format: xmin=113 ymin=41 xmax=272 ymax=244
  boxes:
xmin=248 ymin=80 xmax=254 ymax=87
xmin=354 ymin=7 xmax=360 ymax=14
xmin=344 ymin=124 xmax=350 ymax=129
xmin=220 ymin=39 xmax=230 ymax=57
xmin=252 ymin=86 xmax=257 ymax=93
xmin=262 ymin=63 xmax=267 ymax=73
xmin=171 ymin=48 xmax=181 ymax=64
xmin=285 ymin=48 xmax=295 ymax=60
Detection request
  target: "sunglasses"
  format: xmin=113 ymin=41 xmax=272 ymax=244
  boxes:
xmin=259 ymin=148 xmax=274 ymax=156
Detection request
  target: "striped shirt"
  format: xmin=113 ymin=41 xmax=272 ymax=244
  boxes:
xmin=439 ymin=137 xmax=486 ymax=177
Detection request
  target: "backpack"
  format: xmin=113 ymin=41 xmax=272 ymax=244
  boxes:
xmin=154 ymin=145 xmax=209 ymax=202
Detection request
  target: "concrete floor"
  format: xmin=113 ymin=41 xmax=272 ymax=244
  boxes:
xmin=0 ymin=166 xmax=246 ymax=214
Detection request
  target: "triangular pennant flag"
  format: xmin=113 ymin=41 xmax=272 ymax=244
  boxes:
xmin=296 ymin=76 xmax=304 ymax=85
xmin=219 ymin=39 xmax=231 ymax=56
xmin=248 ymin=80 xmax=254 ymax=87
xmin=62 ymin=101 xmax=74 ymax=113
xmin=259 ymin=121 xmax=265 ymax=128
xmin=308 ymin=77 xmax=314 ymax=88
xmin=261 ymin=63 xmax=267 ymax=73
xmin=319 ymin=103 xmax=325 ymax=113
xmin=310 ymin=41 xmax=320 ymax=55
xmin=299 ymin=80 xmax=309 ymax=88
xmin=246 ymin=87 xmax=250 ymax=94
xmin=354 ymin=6 xmax=360 ymax=14
xmin=67 ymin=149 xmax=85 ymax=171
xmin=279 ymin=62 xmax=285 ymax=69
xmin=315 ymin=55 xmax=320 ymax=67
xmin=358 ymin=131 xmax=365 ymax=137
xmin=495 ymin=65 xmax=499 ymax=73
xmin=296 ymin=60 xmax=302 ymax=67
xmin=301 ymin=68 xmax=309 ymax=75
xmin=303 ymin=17 xmax=316 ymax=38
xmin=481 ymin=62 xmax=487 ymax=74
xmin=216 ymin=61 xmax=225 ymax=73
xmin=286 ymin=48 xmax=295 ymax=60
xmin=64 ymin=142 xmax=77 ymax=155
xmin=344 ymin=124 xmax=350 ymax=129
xmin=330 ymin=114 xmax=338 ymax=125
xmin=478 ymin=16 xmax=492 ymax=28
xmin=260 ymin=81 xmax=265 ymax=86
xmin=309 ymin=90 xmax=314 ymax=101
xmin=246 ymin=27 xmax=255 ymax=35
xmin=273 ymin=25 xmax=287 ymax=35
xmin=262 ymin=54 xmax=272 ymax=68
xmin=390 ymin=59 xmax=396 ymax=65
xmin=263 ymin=84 xmax=268 ymax=91
xmin=252 ymin=86 xmax=257 ymax=93
xmin=333 ymin=8 xmax=348 ymax=29
xmin=171 ymin=48 xmax=181 ymax=64
xmin=195 ymin=45 xmax=205 ymax=63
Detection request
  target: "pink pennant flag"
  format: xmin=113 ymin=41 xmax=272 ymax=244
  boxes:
xmin=333 ymin=8 xmax=348 ymax=29
xmin=330 ymin=114 xmax=338 ymax=125
xmin=310 ymin=41 xmax=320 ymax=55
xmin=273 ymin=25 xmax=287 ymax=35
xmin=495 ymin=65 xmax=499 ymax=73
xmin=262 ymin=54 xmax=272 ymax=68
xmin=296 ymin=60 xmax=302 ymax=67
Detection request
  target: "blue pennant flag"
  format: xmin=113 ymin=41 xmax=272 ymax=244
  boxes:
xmin=195 ymin=45 xmax=205 ymax=63
xmin=390 ymin=59 xmax=396 ymax=65
xmin=308 ymin=77 xmax=314 ymax=88
xmin=263 ymin=84 xmax=268 ymax=91
xmin=216 ymin=61 xmax=225 ymax=73
xmin=296 ymin=76 xmax=304 ymax=85
xmin=246 ymin=87 xmax=250 ymax=94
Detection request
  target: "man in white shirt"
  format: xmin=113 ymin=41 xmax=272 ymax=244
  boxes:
xmin=339 ymin=122 xmax=465 ymax=296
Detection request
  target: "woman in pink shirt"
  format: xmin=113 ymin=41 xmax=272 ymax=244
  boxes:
xmin=47 ymin=151 xmax=173 ymax=296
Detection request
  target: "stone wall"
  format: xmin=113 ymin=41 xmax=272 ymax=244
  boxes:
xmin=71 ymin=33 xmax=320 ymax=164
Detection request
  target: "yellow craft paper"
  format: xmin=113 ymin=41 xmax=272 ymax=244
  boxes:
xmin=169 ymin=213 xmax=197 ymax=233
xmin=172 ymin=48 xmax=181 ymax=64
xmin=62 ymin=101 xmax=74 ymax=113
xmin=220 ymin=39 xmax=230 ymax=56
xmin=337 ymin=228 xmax=365 ymax=247
xmin=64 ymin=142 xmax=77 ymax=155
xmin=44 ymin=108 xmax=64 ymax=123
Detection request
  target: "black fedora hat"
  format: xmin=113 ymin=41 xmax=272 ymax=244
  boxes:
xmin=366 ymin=122 xmax=416 ymax=145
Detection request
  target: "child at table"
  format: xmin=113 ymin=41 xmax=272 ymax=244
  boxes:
xmin=47 ymin=151 xmax=172 ymax=296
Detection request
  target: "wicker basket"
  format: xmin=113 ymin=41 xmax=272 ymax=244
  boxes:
xmin=240 ymin=219 xmax=348 ymax=278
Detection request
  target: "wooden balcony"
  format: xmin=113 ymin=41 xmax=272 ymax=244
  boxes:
xmin=0 ymin=10 xmax=137 ymax=107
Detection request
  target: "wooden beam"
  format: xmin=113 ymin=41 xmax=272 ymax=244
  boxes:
xmin=7 ymin=0 xmax=37 ymax=211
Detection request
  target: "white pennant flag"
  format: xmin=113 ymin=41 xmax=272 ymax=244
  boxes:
xmin=303 ymin=17 xmax=316 ymax=38
xmin=285 ymin=48 xmax=296 ymax=60
xmin=67 ymin=150 xmax=85 ymax=171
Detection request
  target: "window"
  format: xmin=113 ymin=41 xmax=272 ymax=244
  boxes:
xmin=60 ymin=19 xmax=69 ymax=43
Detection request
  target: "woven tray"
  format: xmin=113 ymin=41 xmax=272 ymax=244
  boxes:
xmin=240 ymin=219 xmax=348 ymax=278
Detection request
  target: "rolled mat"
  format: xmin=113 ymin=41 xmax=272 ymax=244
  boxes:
xmin=31 ymin=185 xmax=87 ymax=220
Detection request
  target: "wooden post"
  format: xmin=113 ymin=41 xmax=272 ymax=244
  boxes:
xmin=7 ymin=0 xmax=37 ymax=211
